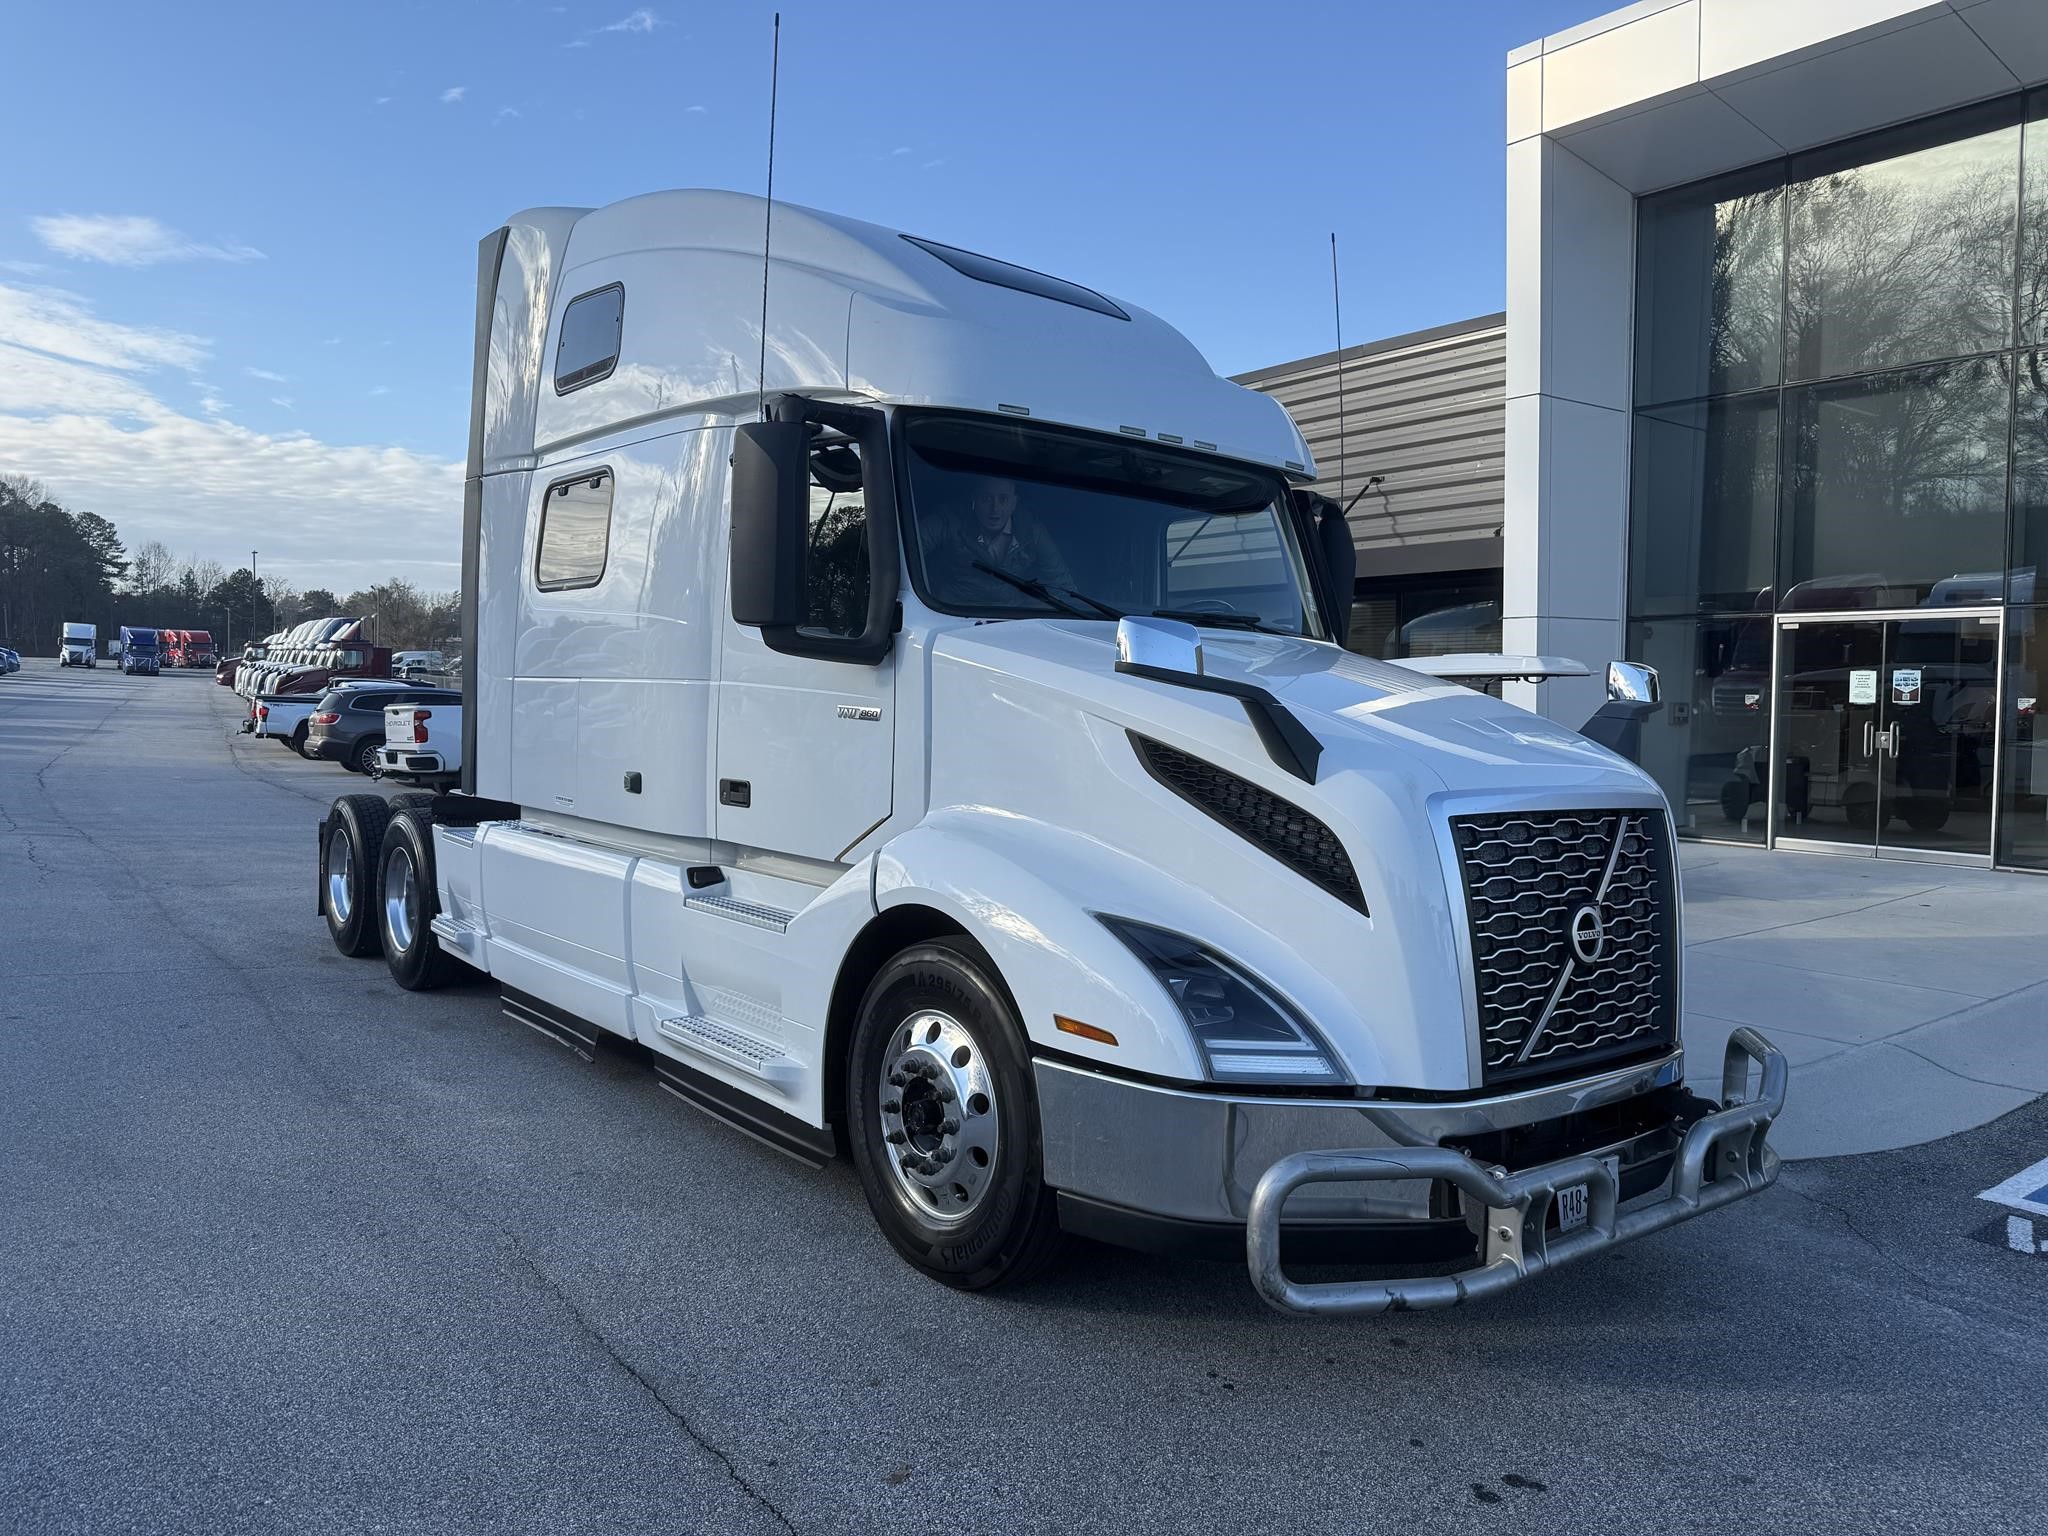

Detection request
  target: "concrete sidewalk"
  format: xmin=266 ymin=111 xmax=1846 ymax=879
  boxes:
xmin=1679 ymin=843 xmax=2048 ymax=1159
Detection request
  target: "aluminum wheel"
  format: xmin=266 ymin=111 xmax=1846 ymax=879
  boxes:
xmin=878 ymin=1009 xmax=1000 ymax=1226
xmin=382 ymin=844 xmax=417 ymax=954
xmin=325 ymin=825 xmax=354 ymax=924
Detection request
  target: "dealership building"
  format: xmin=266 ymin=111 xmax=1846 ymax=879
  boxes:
xmin=1249 ymin=1 xmax=2048 ymax=873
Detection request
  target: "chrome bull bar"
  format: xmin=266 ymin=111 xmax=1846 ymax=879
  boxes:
xmin=1246 ymin=1028 xmax=1788 ymax=1315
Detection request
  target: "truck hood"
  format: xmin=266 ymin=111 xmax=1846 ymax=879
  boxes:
xmin=931 ymin=618 xmax=1651 ymax=797
xmin=919 ymin=619 xmax=1671 ymax=1093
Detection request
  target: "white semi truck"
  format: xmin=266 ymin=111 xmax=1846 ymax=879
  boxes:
xmin=59 ymin=622 xmax=96 ymax=667
xmin=316 ymin=190 xmax=1785 ymax=1314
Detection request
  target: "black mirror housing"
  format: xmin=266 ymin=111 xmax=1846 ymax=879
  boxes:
xmin=730 ymin=419 xmax=811 ymax=628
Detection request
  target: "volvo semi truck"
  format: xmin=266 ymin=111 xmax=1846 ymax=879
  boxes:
xmin=315 ymin=191 xmax=1785 ymax=1314
xmin=59 ymin=622 xmax=96 ymax=667
xmin=118 ymin=626 xmax=161 ymax=676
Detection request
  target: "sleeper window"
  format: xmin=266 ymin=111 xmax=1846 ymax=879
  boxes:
xmin=554 ymin=284 xmax=623 ymax=392
xmin=536 ymin=469 xmax=613 ymax=590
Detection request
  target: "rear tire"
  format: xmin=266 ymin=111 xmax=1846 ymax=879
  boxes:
xmin=290 ymin=722 xmax=310 ymax=758
xmin=846 ymin=938 xmax=1064 ymax=1291
xmin=322 ymin=794 xmax=392 ymax=957
xmin=354 ymin=736 xmax=384 ymax=777
xmin=378 ymin=809 xmax=464 ymax=990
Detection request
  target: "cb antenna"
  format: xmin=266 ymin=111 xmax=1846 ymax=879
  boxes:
xmin=1329 ymin=231 xmax=1349 ymax=507
xmin=756 ymin=11 xmax=781 ymax=422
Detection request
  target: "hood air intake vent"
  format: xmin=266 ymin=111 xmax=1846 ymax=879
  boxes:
xmin=1131 ymin=735 xmax=1365 ymax=915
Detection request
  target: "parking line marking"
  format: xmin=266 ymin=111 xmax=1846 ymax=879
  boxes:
xmin=1977 ymin=1154 xmax=2048 ymax=1220
xmin=2009 ymin=1217 xmax=2039 ymax=1255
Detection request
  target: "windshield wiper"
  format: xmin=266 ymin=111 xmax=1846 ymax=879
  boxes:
xmin=972 ymin=561 xmax=1124 ymax=620
xmin=1150 ymin=608 xmax=1294 ymax=636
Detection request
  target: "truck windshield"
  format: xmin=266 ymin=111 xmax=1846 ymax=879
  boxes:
xmin=900 ymin=414 xmax=1326 ymax=638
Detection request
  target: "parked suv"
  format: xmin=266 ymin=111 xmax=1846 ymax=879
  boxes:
xmin=306 ymin=684 xmax=460 ymax=775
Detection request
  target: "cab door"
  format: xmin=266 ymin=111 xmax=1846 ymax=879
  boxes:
xmin=715 ymin=421 xmax=895 ymax=863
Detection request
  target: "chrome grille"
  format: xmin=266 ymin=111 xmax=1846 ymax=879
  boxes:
xmin=1451 ymin=810 xmax=1676 ymax=1085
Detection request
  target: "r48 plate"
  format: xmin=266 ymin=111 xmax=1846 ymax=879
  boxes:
xmin=1555 ymin=1183 xmax=1590 ymax=1232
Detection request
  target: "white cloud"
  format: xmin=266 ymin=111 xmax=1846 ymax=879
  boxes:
xmin=245 ymin=366 xmax=289 ymax=383
xmin=0 ymin=280 xmax=461 ymax=588
xmin=599 ymin=8 xmax=662 ymax=34
xmin=369 ymin=385 xmax=390 ymax=396
xmin=0 ymin=258 xmax=49 ymax=276
xmin=494 ymin=106 xmax=522 ymax=125
xmin=889 ymin=146 xmax=912 ymax=158
xmin=321 ymin=336 xmax=341 ymax=346
xmin=440 ymin=85 xmax=466 ymax=103
xmin=374 ymin=95 xmax=392 ymax=105
xmin=684 ymin=104 xmax=707 ymax=114
xmin=0 ymin=283 xmax=206 ymax=371
xmin=270 ymin=396 xmax=294 ymax=410
xmin=32 ymin=214 xmax=263 ymax=267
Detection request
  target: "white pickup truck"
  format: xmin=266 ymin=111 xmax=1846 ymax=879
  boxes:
xmin=314 ymin=190 xmax=1786 ymax=1316
xmin=378 ymin=699 xmax=462 ymax=787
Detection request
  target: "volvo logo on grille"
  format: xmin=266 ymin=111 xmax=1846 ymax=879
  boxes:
xmin=1569 ymin=903 xmax=1607 ymax=966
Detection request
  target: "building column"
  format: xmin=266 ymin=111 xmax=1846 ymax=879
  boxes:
xmin=1502 ymin=126 xmax=1636 ymax=726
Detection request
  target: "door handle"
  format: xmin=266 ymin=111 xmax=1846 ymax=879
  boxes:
xmin=1887 ymin=722 xmax=1900 ymax=757
xmin=1862 ymin=720 xmax=1873 ymax=757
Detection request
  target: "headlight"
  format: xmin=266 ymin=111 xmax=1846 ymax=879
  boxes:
xmin=1100 ymin=917 xmax=1346 ymax=1086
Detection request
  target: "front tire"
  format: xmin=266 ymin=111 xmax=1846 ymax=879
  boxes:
xmin=378 ymin=809 xmax=463 ymax=990
xmin=321 ymin=794 xmax=392 ymax=957
xmin=846 ymin=938 xmax=1063 ymax=1291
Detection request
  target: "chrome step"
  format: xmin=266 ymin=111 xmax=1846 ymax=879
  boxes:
xmin=683 ymin=893 xmax=792 ymax=932
xmin=429 ymin=914 xmax=483 ymax=962
xmin=656 ymin=1013 xmax=800 ymax=1095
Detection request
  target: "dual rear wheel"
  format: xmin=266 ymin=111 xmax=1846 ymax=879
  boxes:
xmin=321 ymin=792 xmax=461 ymax=989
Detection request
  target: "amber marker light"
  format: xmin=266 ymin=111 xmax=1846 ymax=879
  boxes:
xmin=1054 ymin=1016 xmax=1118 ymax=1046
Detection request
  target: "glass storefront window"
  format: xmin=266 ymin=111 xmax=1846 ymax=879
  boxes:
xmin=1631 ymin=393 xmax=1777 ymax=616
xmin=2011 ymin=349 xmax=2048 ymax=605
xmin=1636 ymin=168 xmax=1784 ymax=406
xmin=2016 ymin=91 xmax=2048 ymax=347
xmin=1785 ymin=104 xmax=2020 ymax=383
xmin=2001 ymin=606 xmax=2048 ymax=870
xmin=1343 ymin=570 xmax=1502 ymax=660
xmin=1627 ymin=614 xmax=1774 ymax=844
xmin=1778 ymin=356 xmax=2010 ymax=608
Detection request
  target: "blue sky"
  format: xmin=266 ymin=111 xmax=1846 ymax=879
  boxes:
xmin=0 ymin=0 xmax=1595 ymax=590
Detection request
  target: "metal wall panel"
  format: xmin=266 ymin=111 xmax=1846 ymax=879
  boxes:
xmin=1234 ymin=315 xmax=1505 ymax=575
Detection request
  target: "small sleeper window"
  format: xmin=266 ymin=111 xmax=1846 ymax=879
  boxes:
xmin=536 ymin=469 xmax=613 ymax=590
xmin=554 ymin=284 xmax=624 ymax=392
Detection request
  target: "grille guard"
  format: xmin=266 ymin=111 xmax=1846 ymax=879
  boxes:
xmin=1245 ymin=1027 xmax=1787 ymax=1315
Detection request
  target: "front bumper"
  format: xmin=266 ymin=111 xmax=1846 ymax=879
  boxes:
xmin=1036 ymin=1029 xmax=1786 ymax=1314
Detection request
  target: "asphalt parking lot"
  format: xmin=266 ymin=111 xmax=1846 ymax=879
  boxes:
xmin=2 ymin=657 xmax=2044 ymax=1534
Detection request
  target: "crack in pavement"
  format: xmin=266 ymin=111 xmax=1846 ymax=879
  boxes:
xmin=504 ymin=1247 xmax=800 ymax=1535
xmin=1774 ymin=1172 xmax=2043 ymax=1343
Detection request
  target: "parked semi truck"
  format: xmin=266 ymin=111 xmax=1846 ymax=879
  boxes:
xmin=316 ymin=191 xmax=1785 ymax=1314
xmin=119 ymin=626 xmax=161 ymax=676
xmin=59 ymin=622 xmax=96 ymax=667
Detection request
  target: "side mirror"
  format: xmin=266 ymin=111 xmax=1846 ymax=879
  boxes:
xmin=1607 ymin=660 xmax=1660 ymax=704
xmin=729 ymin=419 xmax=811 ymax=628
xmin=1315 ymin=501 xmax=1356 ymax=638
xmin=1115 ymin=615 xmax=1205 ymax=679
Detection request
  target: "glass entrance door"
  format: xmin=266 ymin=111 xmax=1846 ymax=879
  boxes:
xmin=1774 ymin=613 xmax=2000 ymax=862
